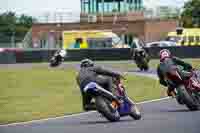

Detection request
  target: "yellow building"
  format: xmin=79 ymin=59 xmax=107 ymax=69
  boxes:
xmin=167 ymin=28 xmax=200 ymax=46
xmin=62 ymin=30 xmax=124 ymax=49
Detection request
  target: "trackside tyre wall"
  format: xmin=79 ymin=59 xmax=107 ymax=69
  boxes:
xmin=2 ymin=46 xmax=200 ymax=63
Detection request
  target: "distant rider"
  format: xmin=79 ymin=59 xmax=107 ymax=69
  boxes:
xmin=76 ymin=58 xmax=124 ymax=111
xmin=49 ymin=49 xmax=67 ymax=67
xmin=133 ymin=48 xmax=149 ymax=61
xmin=157 ymin=49 xmax=193 ymax=96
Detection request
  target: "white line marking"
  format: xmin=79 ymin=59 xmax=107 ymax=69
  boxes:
xmin=129 ymin=72 xmax=158 ymax=80
xmin=0 ymin=70 xmax=165 ymax=127
xmin=137 ymin=97 xmax=170 ymax=104
xmin=0 ymin=111 xmax=96 ymax=127
xmin=0 ymin=97 xmax=170 ymax=127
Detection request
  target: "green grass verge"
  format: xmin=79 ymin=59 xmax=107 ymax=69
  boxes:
xmin=0 ymin=58 xmax=199 ymax=124
xmin=101 ymin=59 xmax=200 ymax=71
xmin=0 ymin=65 xmax=162 ymax=124
xmin=148 ymin=59 xmax=200 ymax=69
xmin=124 ymin=75 xmax=163 ymax=102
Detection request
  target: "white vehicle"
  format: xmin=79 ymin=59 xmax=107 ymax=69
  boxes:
xmin=132 ymin=38 xmax=146 ymax=48
xmin=146 ymin=41 xmax=177 ymax=47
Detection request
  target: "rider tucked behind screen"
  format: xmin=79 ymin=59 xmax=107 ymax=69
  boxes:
xmin=76 ymin=58 xmax=123 ymax=111
xmin=157 ymin=49 xmax=193 ymax=96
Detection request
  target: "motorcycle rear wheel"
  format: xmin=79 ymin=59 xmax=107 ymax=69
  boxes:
xmin=136 ymin=62 xmax=149 ymax=71
xmin=95 ymin=96 xmax=120 ymax=122
xmin=50 ymin=60 xmax=60 ymax=67
xmin=49 ymin=57 xmax=62 ymax=67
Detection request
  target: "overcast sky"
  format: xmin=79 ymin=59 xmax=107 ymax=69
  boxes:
xmin=0 ymin=0 xmax=81 ymax=15
xmin=0 ymin=0 xmax=188 ymax=15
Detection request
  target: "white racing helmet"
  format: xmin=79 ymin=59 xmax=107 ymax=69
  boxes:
xmin=59 ymin=49 xmax=67 ymax=57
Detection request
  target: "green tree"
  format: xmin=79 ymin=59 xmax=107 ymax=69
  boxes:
xmin=0 ymin=12 xmax=17 ymax=36
xmin=18 ymin=14 xmax=37 ymax=27
xmin=181 ymin=0 xmax=200 ymax=27
xmin=0 ymin=11 xmax=36 ymax=43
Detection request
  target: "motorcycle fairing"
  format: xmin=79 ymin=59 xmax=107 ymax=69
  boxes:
xmin=118 ymin=97 xmax=133 ymax=115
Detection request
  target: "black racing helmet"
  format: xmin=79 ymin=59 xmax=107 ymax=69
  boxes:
xmin=80 ymin=58 xmax=94 ymax=68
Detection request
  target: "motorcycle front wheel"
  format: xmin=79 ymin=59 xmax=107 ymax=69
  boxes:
xmin=129 ymin=104 xmax=142 ymax=120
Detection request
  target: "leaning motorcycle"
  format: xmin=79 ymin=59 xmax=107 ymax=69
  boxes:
xmin=83 ymin=77 xmax=141 ymax=122
xmin=134 ymin=50 xmax=150 ymax=71
xmin=49 ymin=49 xmax=66 ymax=67
xmin=164 ymin=66 xmax=200 ymax=111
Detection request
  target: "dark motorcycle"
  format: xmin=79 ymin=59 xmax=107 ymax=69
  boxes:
xmin=83 ymin=77 xmax=141 ymax=122
xmin=164 ymin=66 xmax=200 ymax=111
xmin=49 ymin=49 xmax=66 ymax=67
xmin=133 ymin=49 xmax=150 ymax=71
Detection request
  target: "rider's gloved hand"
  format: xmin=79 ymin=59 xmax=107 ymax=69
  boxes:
xmin=116 ymin=95 xmax=124 ymax=100
xmin=120 ymin=72 xmax=127 ymax=80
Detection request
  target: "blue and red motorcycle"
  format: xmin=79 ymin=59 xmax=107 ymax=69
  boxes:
xmin=83 ymin=76 xmax=142 ymax=122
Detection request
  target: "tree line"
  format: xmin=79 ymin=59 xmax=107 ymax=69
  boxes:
xmin=181 ymin=0 xmax=200 ymax=28
xmin=0 ymin=12 xmax=36 ymax=43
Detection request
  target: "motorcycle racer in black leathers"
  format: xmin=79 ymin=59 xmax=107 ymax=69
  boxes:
xmin=76 ymin=59 xmax=124 ymax=111
xmin=133 ymin=48 xmax=150 ymax=71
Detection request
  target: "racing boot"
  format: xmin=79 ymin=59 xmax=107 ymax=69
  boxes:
xmin=83 ymin=103 xmax=96 ymax=111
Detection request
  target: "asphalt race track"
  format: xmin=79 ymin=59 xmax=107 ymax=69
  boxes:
xmin=127 ymin=68 xmax=158 ymax=80
xmin=0 ymin=63 xmax=200 ymax=133
xmin=1 ymin=98 xmax=200 ymax=133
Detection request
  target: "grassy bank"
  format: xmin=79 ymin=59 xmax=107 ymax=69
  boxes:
xmin=0 ymin=58 xmax=199 ymax=124
xmin=0 ymin=65 xmax=161 ymax=124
